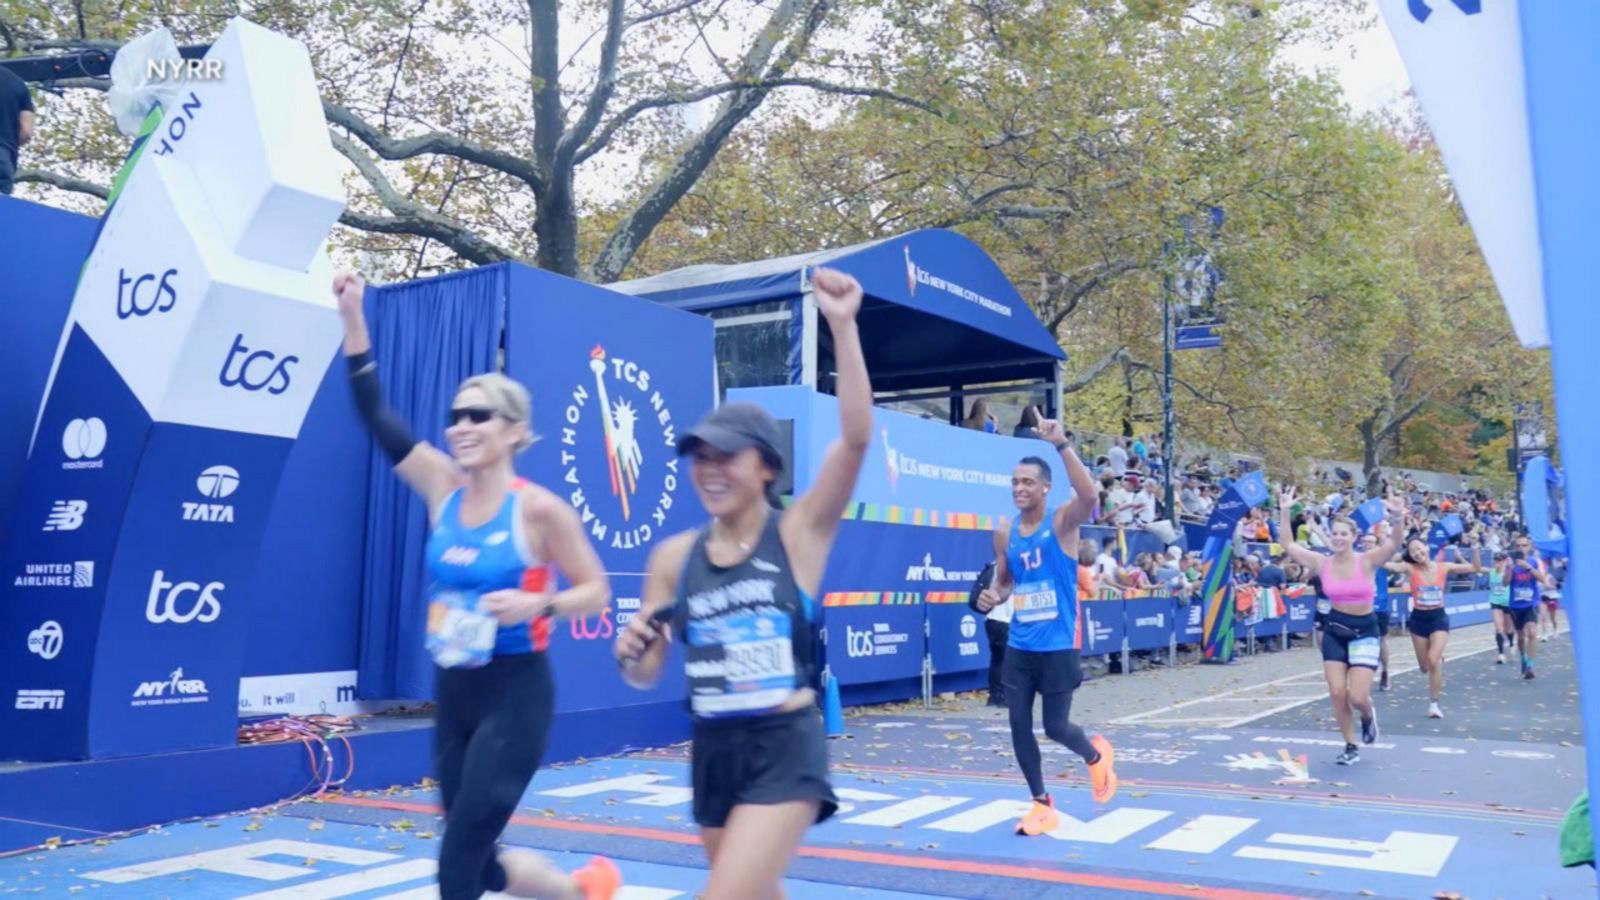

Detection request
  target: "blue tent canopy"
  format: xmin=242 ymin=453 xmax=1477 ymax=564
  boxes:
xmin=609 ymin=229 xmax=1065 ymax=396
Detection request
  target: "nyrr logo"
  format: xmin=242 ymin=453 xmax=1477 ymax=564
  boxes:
xmin=145 ymin=570 xmax=223 ymax=624
xmin=27 ymin=621 xmax=63 ymax=660
xmin=183 ymin=464 xmax=238 ymax=522
xmin=561 ymin=345 xmax=681 ymax=552
xmin=43 ymin=500 xmax=87 ymax=531
xmin=131 ymin=668 xmax=210 ymax=706
xmin=61 ymin=417 xmax=107 ymax=470
xmin=219 ymin=333 xmax=298 ymax=395
xmin=115 ymin=267 xmax=178 ymax=319
xmin=906 ymin=553 xmax=980 ymax=584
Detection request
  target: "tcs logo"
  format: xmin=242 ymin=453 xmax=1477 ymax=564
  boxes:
xmin=116 ymin=268 xmax=178 ymax=319
xmin=145 ymin=569 xmax=224 ymax=624
xmin=219 ymin=333 xmax=298 ymax=395
xmin=569 ymin=609 xmax=615 ymax=641
xmin=846 ymin=625 xmax=875 ymax=659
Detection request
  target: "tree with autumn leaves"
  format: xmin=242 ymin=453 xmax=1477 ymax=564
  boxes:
xmin=1 ymin=0 xmax=1550 ymax=486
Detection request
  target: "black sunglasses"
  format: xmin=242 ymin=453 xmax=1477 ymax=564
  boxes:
xmin=448 ymin=406 xmax=499 ymax=427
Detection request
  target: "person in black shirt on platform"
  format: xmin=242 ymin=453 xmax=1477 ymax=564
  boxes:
xmin=0 ymin=66 xmax=36 ymax=195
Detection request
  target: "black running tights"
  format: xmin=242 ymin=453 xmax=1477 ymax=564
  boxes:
xmin=434 ymin=652 xmax=554 ymax=900
xmin=1004 ymin=648 xmax=1097 ymax=798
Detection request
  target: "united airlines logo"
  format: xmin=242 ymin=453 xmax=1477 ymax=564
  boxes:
xmin=561 ymin=345 xmax=681 ymax=553
xmin=43 ymin=500 xmax=87 ymax=531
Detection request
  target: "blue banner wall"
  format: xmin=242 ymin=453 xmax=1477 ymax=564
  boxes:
xmin=926 ymin=601 xmax=989 ymax=674
xmin=728 ymin=385 xmax=1074 ymax=518
xmin=1124 ymin=597 xmax=1174 ymax=651
xmin=506 ymin=264 xmax=715 ymax=713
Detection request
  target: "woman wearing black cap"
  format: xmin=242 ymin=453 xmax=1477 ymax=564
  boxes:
xmin=613 ymin=266 xmax=869 ymax=900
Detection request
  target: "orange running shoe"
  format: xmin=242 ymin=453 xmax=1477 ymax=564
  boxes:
xmin=1088 ymin=734 xmax=1117 ymax=805
xmin=1015 ymin=795 xmax=1061 ymax=836
xmin=572 ymin=855 xmax=622 ymax=900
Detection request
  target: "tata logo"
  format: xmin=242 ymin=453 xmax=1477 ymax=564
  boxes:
xmin=219 ymin=333 xmax=298 ymax=395
xmin=132 ymin=667 xmax=210 ymax=706
xmin=115 ymin=268 xmax=179 ymax=319
xmin=560 ymin=345 xmax=681 ymax=553
xmin=569 ymin=609 xmax=615 ymax=641
xmin=184 ymin=465 xmax=239 ymax=522
xmin=439 ymin=546 xmax=479 ymax=566
xmin=61 ymin=417 xmax=107 ymax=470
xmin=960 ymin=615 xmax=978 ymax=638
xmin=14 ymin=689 xmax=64 ymax=711
xmin=846 ymin=625 xmax=876 ymax=659
xmin=43 ymin=500 xmax=87 ymax=531
xmin=27 ymin=621 xmax=63 ymax=660
xmin=145 ymin=570 xmax=223 ymax=624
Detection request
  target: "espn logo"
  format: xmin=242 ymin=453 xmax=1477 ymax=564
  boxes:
xmin=15 ymin=689 xmax=65 ymax=710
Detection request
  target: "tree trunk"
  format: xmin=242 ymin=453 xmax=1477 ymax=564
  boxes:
xmin=533 ymin=170 xmax=580 ymax=277
xmin=1360 ymin=418 xmax=1383 ymax=497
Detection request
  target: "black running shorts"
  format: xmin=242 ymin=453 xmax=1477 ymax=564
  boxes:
xmin=1320 ymin=610 xmax=1381 ymax=669
xmin=690 ymin=706 xmax=837 ymax=828
xmin=1407 ymin=607 xmax=1450 ymax=638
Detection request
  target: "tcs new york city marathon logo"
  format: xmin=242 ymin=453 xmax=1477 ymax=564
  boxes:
xmin=560 ymin=345 xmax=683 ymax=554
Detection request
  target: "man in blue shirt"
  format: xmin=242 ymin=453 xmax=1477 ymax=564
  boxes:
xmin=976 ymin=419 xmax=1118 ymax=836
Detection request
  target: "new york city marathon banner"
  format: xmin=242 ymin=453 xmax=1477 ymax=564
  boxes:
xmin=1197 ymin=470 xmax=1268 ymax=663
xmin=505 ymin=265 xmax=714 ymax=713
xmin=0 ymin=20 xmax=345 ymax=761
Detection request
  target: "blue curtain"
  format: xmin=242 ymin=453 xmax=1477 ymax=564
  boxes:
xmin=356 ymin=264 xmax=507 ymax=700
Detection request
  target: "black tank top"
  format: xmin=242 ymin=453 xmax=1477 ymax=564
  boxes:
xmin=672 ymin=511 xmax=818 ymax=722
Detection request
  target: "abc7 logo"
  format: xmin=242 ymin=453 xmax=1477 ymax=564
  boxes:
xmin=845 ymin=625 xmax=875 ymax=659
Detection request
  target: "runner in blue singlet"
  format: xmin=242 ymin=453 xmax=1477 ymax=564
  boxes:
xmin=335 ymin=271 xmax=620 ymax=900
xmin=974 ymin=419 xmax=1117 ymax=835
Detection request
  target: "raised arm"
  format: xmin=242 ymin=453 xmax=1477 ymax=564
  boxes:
xmin=334 ymin=271 xmax=459 ymax=517
xmin=1440 ymin=543 xmax=1484 ymax=575
xmin=1274 ymin=486 xmax=1327 ymax=570
xmin=1039 ymin=419 xmax=1097 ymax=543
xmin=784 ymin=268 xmax=870 ymax=589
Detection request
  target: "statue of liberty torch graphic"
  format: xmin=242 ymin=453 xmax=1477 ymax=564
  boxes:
xmin=590 ymin=346 xmax=644 ymax=520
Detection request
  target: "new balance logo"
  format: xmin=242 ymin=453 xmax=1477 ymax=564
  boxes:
xmin=43 ymin=500 xmax=87 ymax=531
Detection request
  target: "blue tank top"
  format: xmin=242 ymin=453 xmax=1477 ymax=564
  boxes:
xmin=425 ymin=485 xmax=552 ymax=656
xmin=1372 ymin=567 xmax=1391 ymax=613
xmin=1004 ymin=513 xmax=1079 ymax=653
xmin=1507 ymin=564 xmax=1540 ymax=609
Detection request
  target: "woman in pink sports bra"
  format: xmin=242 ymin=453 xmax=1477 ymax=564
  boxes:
xmin=1384 ymin=539 xmax=1481 ymax=720
xmin=1276 ymin=486 xmax=1405 ymax=766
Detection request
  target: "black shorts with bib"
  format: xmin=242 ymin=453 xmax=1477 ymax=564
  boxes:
xmin=1320 ymin=610 xmax=1382 ymax=669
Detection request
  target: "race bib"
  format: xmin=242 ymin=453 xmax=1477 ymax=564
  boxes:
xmin=425 ymin=588 xmax=497 ymax=669
xmin=1348 ymin=636 xmax=1381 ymax=668
xmin=688 ymin=610 xmax=796 ymax=718
xmin=1013 ymin=581 xmax=1060 ymax=624
xmin=1513 ymin=586 xmax=1535 ymax=605
xmin=1416 ymin=584 xmax=1445 ymax=609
